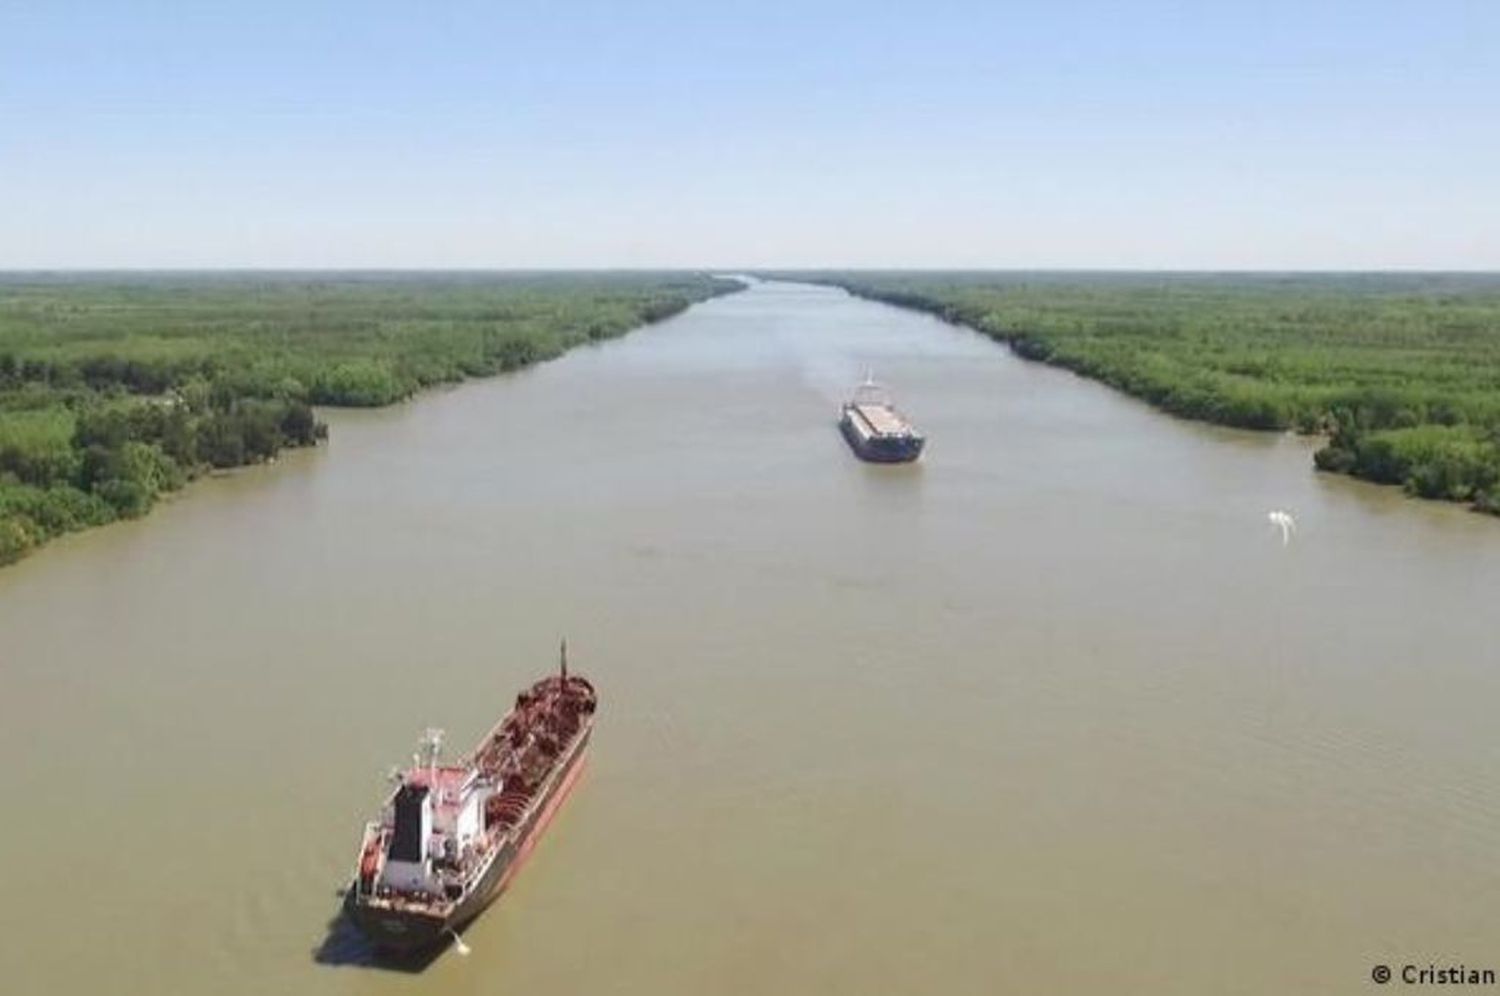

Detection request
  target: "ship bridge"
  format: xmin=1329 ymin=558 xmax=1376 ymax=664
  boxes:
xmin=381 ymin=759 xmax=485 ymax=893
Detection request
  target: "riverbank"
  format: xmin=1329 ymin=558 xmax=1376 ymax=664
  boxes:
xmin=7 ymin=279 xmax=1499 ymax=996
xmin=0 ymin=272 xmax=742 ymax=565
xmin=803 ymin=272 xmax=1500 ymax=517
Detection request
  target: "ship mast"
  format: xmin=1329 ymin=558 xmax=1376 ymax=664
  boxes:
xmin=419 ymin=728 xmax=444 ymax=788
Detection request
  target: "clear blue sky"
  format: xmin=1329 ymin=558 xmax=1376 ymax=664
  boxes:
xmin=2 ymin=0 xmax=1496 ymax=268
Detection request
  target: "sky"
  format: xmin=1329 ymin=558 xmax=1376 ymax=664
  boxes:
xmin=1 ymin=0 xmax=1497 ymax=269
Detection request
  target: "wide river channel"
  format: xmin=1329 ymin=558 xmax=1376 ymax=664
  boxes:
xmin=2 ymin=280 xmax=1498 ymax=994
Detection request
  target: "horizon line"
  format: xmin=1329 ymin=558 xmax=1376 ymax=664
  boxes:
xmin=3 ymin=266 xmax=1500 ymax=275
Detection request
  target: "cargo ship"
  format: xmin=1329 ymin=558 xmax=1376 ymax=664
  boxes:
xmin=838 ymin=375 xmax=925 ymax=463
xmin=345 ymin=645 xmax=597 ymax=955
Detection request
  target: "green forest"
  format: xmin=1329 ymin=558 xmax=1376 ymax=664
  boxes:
xmin=811 ymin=272 xmax=1500 ymax=516
xmin=0 ymin=272 xmax=739 ymax=565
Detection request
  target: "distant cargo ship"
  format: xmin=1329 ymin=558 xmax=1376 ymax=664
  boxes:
xmin=838 ymin=375 xmax=925 ymax=463
xmin=346 ymin=646 xmax=596 ymax=955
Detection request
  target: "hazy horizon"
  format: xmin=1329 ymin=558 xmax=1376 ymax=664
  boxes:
xmin=4 ymin=1 xmax=1497 ymax=270
xmin=4 ymin=267 xmax=1500 ymax=275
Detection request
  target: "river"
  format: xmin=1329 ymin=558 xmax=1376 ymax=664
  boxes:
xmin=2 ymin=280 xmax=1497 ymax=994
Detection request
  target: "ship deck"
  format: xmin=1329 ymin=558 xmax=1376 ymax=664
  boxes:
xmin=852 ymin=403 xmax=911 ymax=436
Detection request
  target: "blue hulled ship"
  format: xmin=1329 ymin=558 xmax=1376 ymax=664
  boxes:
xmin=838 ymin=375 xmax=925 ymax=463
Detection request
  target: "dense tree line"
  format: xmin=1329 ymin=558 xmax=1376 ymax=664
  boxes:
xmin=0 ymin=273 xmax=741 ymax=565
xmin=0 ymin=393 xmax=326 ymax=564
xmin=811 ymin=272 xmax=1500 ymax=517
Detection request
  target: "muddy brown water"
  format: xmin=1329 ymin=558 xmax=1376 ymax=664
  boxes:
xmin=2 ymin=280 xmax=1498 ymax=994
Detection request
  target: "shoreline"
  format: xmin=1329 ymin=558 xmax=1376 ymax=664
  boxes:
xmin=0 ymin=277 xmax=746 ymax=568
xmin=818 ymin=278 xmax=1499 ymax=520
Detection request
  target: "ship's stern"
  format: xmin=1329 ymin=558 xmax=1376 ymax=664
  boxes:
xmin=346 ymin=893 xmax=450 ymax=956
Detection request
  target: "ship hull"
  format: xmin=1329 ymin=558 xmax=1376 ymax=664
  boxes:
xmin=348 ymin=725 xmax=592 ymax=956
xmin=839 ymin=414 xmax=925 ymax=463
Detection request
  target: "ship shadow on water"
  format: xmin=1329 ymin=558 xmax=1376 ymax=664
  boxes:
xmin=310 ymin=892 xmax=460 ymax=974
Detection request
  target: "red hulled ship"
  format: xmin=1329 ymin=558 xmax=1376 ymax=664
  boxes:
xmin=345 ymin=644 xmax=596 ymax=954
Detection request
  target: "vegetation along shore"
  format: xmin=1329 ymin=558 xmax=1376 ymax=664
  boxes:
xmin=808 ymin=272 xmax=1500 ymax=516
xmin=0 ymin=272 xmax=740 ymax=565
